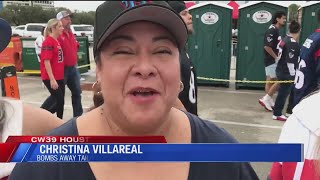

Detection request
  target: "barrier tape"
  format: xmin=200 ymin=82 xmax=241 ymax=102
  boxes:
xmin=14 ymin=64 xmax=294 ymax=84
xmin=16 ymin=63 xmax=93 ymax=75
xmin=197 ymin=77 xmax=294 ymax=83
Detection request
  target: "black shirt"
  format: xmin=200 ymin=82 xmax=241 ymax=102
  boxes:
xmin=179 ymin=48 xmax=198 ymax=115
xmin=9 ymin=113 xmax=259 ymax=180
xmin=276 ymin=35 xmax=300 ymax=79
xmin=264 ymin=24 xmax=281 ymax=67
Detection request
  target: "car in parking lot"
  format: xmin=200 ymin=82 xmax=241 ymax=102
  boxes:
xmin=70 ymin=24 xmax=94 ymax=43
xmin=12 ymin=25 xmax=25 ymax=36
xmin=12 ymin=23 xmax=46 ymax=37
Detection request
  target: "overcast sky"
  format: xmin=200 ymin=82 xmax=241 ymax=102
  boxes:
xmin=54 ymin=1 xmax=104 ymax=12
xmin=53 ymin=1 xmax=307 ymax=12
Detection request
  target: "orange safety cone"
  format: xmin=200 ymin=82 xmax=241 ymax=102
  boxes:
xmin=1 ymin=65 xmax=20 ymax=99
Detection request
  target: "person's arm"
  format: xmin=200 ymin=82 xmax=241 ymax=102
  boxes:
xmin=71 ymin=33 xmax=80 ymax=50
xmin=41 ymin=40 xmax=58 ymax=90
xmin=34 ymin=37 xmax=40 ymax=48
xmin=34 ymin=37 xmax=42 ymax=55
xmin=43 ymin=60 xmax=58 ymax=90
xmin=264 ymin=29 xmax=279 ymax=60
xmin=264 ymin=46 xmax=278 ymax=60
xmin=22 ymin=103 xmax=63 ymax=135
xmin=43 ymin=60 xmax=54 ymax=81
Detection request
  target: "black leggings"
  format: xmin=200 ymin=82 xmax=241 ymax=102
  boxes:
xmin=41 ymin=80 xmax=65 ymax=119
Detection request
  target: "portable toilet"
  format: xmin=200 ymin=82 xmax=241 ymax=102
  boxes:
xmin=236 ymin=1 xmax=287 ymax=89
xmin=298 ymin=2 xmax=320 ymax=45
xmin=188 ymin=2 xmax=233 ymax=87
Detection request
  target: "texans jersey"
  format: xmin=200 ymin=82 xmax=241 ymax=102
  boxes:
xmin=293 ymin=29 xmax=320 ymax=106
xmin=179 ymin=48 xmax=198 ymax=115
xmin=264 ymin=24 xmax=281 ymax=67
xmin=276 ymin=35 xmax=300 ymax=78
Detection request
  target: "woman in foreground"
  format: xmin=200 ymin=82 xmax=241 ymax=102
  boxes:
xmin=269 ymin=90 xmax=320 ymax=180
xmin=10 ymin=1 xmax=258 ymax=179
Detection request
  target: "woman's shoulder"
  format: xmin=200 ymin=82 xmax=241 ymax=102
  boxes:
xmin=42 ymin=36 xmax=54 ymax=45
xmin=47 ymin=117 xmax=79 ymax=136
xmin=292 ymin=90 xmax=320 ymax=135
xmin=186 ymin=112 xmax=238 ymax=143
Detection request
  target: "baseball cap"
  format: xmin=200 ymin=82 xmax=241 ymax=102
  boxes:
xmin=166 ymin=1 xmax=187 ymax=14
xmin=0 ymin=18 xmax=12 ymax=53
xmin=56 ymin=10 xmax=72 ymax=20
xmin=93 ymin=1 xmax=188 ymax=57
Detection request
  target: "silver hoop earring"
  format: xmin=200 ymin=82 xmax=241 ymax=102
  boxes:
xmin=180 ymin=81 xmax=184 ymax=92
xmin=92 ymin=81 xmax=102 ymax=94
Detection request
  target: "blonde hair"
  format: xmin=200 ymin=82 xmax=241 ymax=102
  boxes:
xmin=44 ymin=18 xmax=60 ymax=37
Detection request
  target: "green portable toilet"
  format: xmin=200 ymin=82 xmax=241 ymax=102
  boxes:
xmin=20 ymin=37 xmax=39 ymax=72
xmin=20 ymin=37 xmax=90 ymax=74
xmin=76 ymin=36 xmax=90 ymax=74
xmin=298 ymin=2 xmax=320 ymax=45
xmin=236 ymin=1 xmax=287 ymax=89
xmin=188 ymin=2 xmax=232 ymax=87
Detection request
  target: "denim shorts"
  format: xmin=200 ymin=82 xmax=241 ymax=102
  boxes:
xmin=265 ymin=63 xmax=277 ymax=78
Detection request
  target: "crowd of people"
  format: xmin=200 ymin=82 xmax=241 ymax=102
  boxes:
xmin=0 ymin=0 xmax=320 ymax=179
xmin=259 ymin=10 xmax=320 ymax=122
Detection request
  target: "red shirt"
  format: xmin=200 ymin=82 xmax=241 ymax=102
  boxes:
xmin=57 ymin=30 xmax=79 ymax=66
xmin=40 ymin=36 xmax=64 ymax=80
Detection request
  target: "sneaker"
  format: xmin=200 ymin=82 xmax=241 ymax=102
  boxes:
xmin=272 ymin=115 xmax=287 ymax=121
xmin=269 ymin=98 xmax=275 ymax=108
xmin=285 ymin=113 xmax=292 ymax=117
xmin=259 ymin=98 xmax=273 ymax=111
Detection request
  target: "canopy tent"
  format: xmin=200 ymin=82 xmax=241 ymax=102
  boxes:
xmin=227 ymin=1 xmax=239 ymax=19
xmin=185 ymin=1 xmax=196 ymax=9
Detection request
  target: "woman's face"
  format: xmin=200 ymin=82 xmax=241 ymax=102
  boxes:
xmin=53 ymin=21 xmax=64 ymax=36
xmin=97 ymin=21 xmax=181 ymax=134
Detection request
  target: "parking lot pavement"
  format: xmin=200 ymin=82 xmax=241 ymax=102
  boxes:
xmin=198 ymin=87 xmax=283 ymax=179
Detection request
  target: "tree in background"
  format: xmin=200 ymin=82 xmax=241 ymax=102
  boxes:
xmin=72 ymin=11 xmax=95 ymax=25
xmin=288 ymin=4 xmax=300 ymax=22
xmin=0 ymin=5 xmax=95 ymax=26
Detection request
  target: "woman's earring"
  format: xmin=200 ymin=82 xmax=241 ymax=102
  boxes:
xmin=180 ymin=81 xmax=184 ymax=92
xmin=92 ymin=81 xmax=102 ymax=94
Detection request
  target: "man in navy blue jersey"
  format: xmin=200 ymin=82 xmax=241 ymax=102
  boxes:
xmin=167 ymin=1 xmax=198 ymax=116
xmin=293 ymin=11 xmax=320 ymax=107
xmin=259 ymin=11 xmax=286 ymax=111
xmin=272 ymin=21 xmax=301 ymax=121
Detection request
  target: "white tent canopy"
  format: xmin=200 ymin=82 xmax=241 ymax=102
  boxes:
xmin=189 ymin=1 xmax=233 ymax=11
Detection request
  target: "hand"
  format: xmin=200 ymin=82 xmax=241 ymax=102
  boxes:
xmin=50 ymin=79 xmax=58 ymax=90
